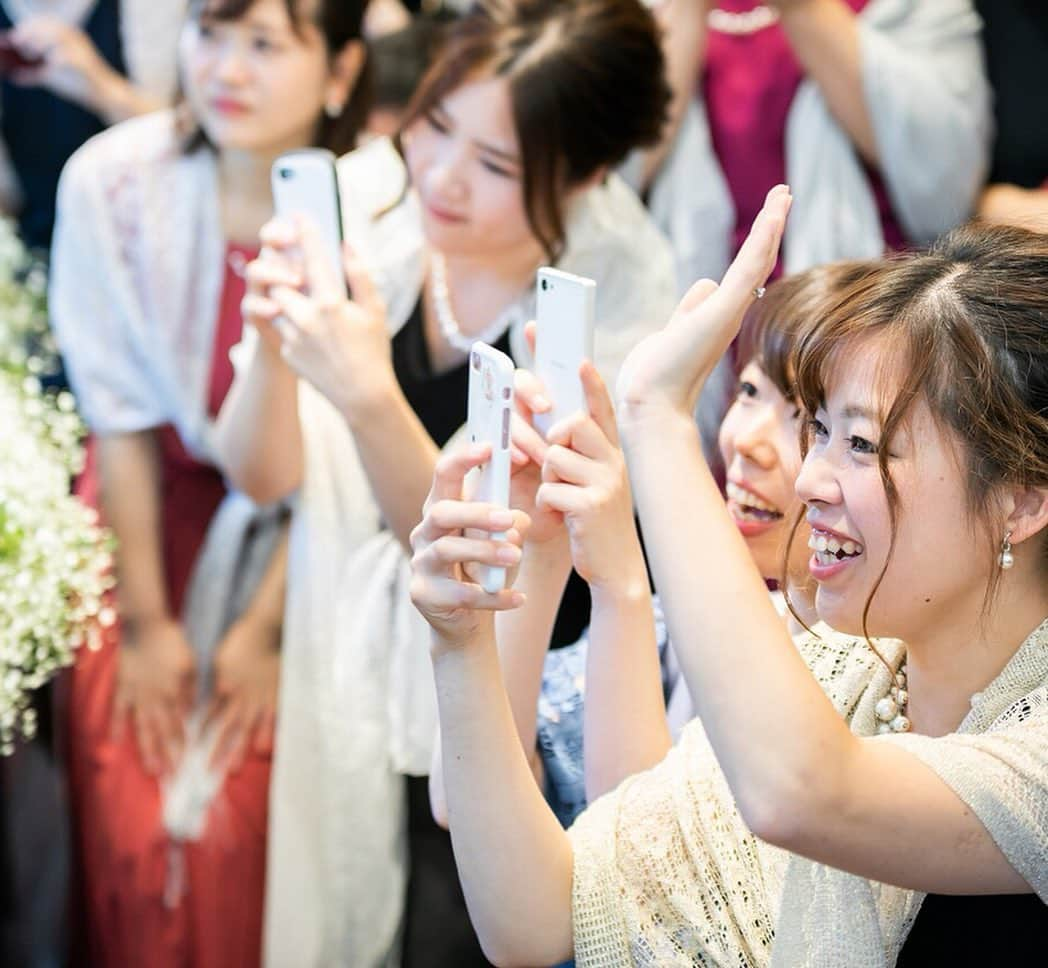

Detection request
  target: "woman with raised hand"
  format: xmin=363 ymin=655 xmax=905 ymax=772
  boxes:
xmin=215 ymin=0 xmax=676 ymax=961
xmin=428 ymin=263 xmax=872 ymax=831
xmin=410 ymin=189 xmax=1048 ymax=966
xmin=48 ymin=0 xmax=367 ymax=963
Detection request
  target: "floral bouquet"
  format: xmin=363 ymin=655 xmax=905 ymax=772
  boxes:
xmin=0 ymin=219 xmax=114 ymax=754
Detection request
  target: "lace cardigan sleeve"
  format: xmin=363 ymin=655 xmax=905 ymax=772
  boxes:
xmin=50 ymin=135 xmax=166 ymax=435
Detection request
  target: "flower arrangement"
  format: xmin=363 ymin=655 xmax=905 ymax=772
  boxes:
xmin=0 ymin=219 xmax=114 ymax=754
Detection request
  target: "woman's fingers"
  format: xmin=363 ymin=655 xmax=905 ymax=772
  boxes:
xmin=510 ymin=411 xmax=548 ymax=466
xmin=413 ymin=498 xmax=516 ymax=545
xmin=426 ymin=445 xmax=493 ymax=507
xmin=542 ymin=443 xmax=594 ymax=487
xmin=245 ymin=256 xmax=301 ymax=295
xmin=712 ymin=185 xmax=791 ymax=313
xmin=342 ymin=244 xmax=385 ymax=317
xmin=259 ymin=217 xmax=299 ymax=250
xmin=296 ymin=215 xmax=344 ymax=303
xmin=410 ymin=573 xmax=525 ymax=614
xmin=421 ymin=534 xmax=522 ymax=570
xmin=269 ymin=284 xmax=315 ymax=329
xmin=578 ymin=361 xmax=619 ymax=446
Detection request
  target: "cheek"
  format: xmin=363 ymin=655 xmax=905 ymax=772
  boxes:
xmin=474 ymin=176 xmax=529 ymax=236
xmin=717 ymin=406 xmax=740 ymax=465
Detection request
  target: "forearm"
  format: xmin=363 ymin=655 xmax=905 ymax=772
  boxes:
xmin=584 ymin=555 xmax=671 ymax=802
xmin=978 ymin=184 xmax=1048 ymax=232
xmin=215 ymin=342 xmax=303 ymax=504
xmin=343 ymin=384 xmax=440 ymax=552
xmin=97 ymin=431 xmax=169 ymax=627
xmin=779 ymin=0 xmax=878 ymax=166
xmin=639 ymin=0 xmax=710 ymax=190
xmin=623 ymin=412 xmax=854 ymax=831
xmin=87 ymin=66 xmax=163 ymax=125
xmin=495 ymin=540 xmax=573 ymax=756
xmin=433 ymin=630 xmax=574 ymax=967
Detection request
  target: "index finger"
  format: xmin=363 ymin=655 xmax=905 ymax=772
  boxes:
xmin=429 ymin=443 xmax=494 ymax=504
xmin=715 ymin=185 xmax=791 ymax=309
xmin=579 ymin=361 xmax=619 ymax=446
xmin=296 ymin=215 xmax=344 ymax=304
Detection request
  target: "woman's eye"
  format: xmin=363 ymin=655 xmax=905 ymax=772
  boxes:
xmin=806 ymin=417 xmax=829 ymax=439
xmin=847 ymin=435 xmax=879 ymax=455
xmin=480 ymin=159 xmax=516 ymax=179
xmin=737 ymin=380 xmax=758 ymax=400
xmin=251 ymin=36 xmax=276 ymax=53
xmin=790 ymin=406 xmax=803 ymax=421
xmin=425 ymin=111 xmax=451 ymax=135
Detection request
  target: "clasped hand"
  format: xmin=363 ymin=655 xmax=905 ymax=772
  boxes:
xmin=242 ymin=216 xmax=396 ymax=422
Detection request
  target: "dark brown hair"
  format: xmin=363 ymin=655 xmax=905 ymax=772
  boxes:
xmin=180 ymin=0 xmax=371 ymax=155
xmin=785 ymin=224 xmax=1048 ymax=637
xmin=396 ymin=0 xmax=670 ymax=261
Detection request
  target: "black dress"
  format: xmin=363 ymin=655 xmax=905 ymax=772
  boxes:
xmin=392 ymin=303 xmax=592 ymax=967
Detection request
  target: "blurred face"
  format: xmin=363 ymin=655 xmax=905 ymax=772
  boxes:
xmin=402 ymin=75 xmax=541 ymax=262
xmin=719 ymin=361 xmax=807 ymax=581
xmin=180 ymin=0 xmax=340 ymax=155
xmin=795 ymin=340 xmax=992 ymax=640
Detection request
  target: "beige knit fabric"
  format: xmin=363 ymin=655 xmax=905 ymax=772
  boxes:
xmin=569 ymin=618 xmax=1048 ymax=967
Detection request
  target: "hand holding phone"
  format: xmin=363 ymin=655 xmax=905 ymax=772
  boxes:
xmin=271 ymin=148 xmax=346 ymax=298
xmin=467 ymin=343 xmax=515 ymax=594
xmin=533 ymin=267 xmax=596 ymax=436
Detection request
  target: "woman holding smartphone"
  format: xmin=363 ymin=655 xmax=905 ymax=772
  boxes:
xmin=48 ymin=0 xmax=367 ymax=964
xmin=216 ymin=0 xmax=677 ymax=961
xmin=410 ymin=196 xmax=1048 ymax=964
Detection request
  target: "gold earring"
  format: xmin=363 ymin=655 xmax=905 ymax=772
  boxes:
xmin=1000 ymin=530 xmax=1014 ymax=570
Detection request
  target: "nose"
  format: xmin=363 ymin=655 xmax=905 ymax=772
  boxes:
xmin=733 ymin=405 xmax=778 ymax=470
xmin=794 ymin=446 xmax=842 ymax=509
xmin=427 ymin=140 xmax=469 ymax=204
xmin=214 ymin=42 xmax=252 ymax=85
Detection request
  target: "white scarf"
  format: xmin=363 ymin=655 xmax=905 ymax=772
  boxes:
xmin=259 ymin=136 xmax=679 ymax=967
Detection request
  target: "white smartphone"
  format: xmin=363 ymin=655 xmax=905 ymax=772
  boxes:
xmin=271 ymin=148 xmax=347 ymax=297
xmin=533 ymin=267 xmax=596 ymax=435
xmin=467 ymin=342 xmax=516 ymax=594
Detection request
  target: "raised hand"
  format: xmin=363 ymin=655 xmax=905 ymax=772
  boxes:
xmin=410 ymin=444 xmax=528 ymax=647
xmin=616 ymin=185 xmax=791 ymax=425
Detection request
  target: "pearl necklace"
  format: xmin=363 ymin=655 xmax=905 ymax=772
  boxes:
xmin=875 ymin=663 xmax=912 ymax=733
xmin=707 ymin=5 xmax=780 ymax=35
xmin=429 ymin=251 xmax=514 ymax=354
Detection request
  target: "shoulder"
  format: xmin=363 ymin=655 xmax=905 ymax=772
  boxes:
xmin=58 ymin=110 xmax=188 ymax=203
xmin=562 ymin=175 xmax=678 ymax=325
xmin=336 ymin=136 xmax=410 ymax=220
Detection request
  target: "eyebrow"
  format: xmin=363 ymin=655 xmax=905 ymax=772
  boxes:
xmin=840 ymin=404 xmax=879 ymax=421
xmin=431 ymin=104 xmax=522 ymax=167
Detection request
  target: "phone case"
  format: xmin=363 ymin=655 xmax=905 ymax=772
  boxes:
xmin=467 ymin=343 xmax=516 ymax=594
xmin=534 ymin=267 xmax=596 ymax=435
xmin=270 ymin=148 xmax=347 ymax=297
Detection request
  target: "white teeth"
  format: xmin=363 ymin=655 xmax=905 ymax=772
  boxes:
xmin=808 ymin=530 xmax=864 ymax=561
xmin=726 ymin=482 xmax=780 ymax=515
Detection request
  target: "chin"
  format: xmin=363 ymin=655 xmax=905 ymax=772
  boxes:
xmin=813 ymin=588 xmax=866 ymax=636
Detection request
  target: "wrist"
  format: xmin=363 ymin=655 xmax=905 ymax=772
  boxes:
xmin=429 ymin=617 xmax=495 ymax=661
xmin=619 ymin=405 xmax=697 ymax=456
xmin=589 ymin=558 xmax=650 ymax=606
xmin=338 ymin=369 xmax=401 ymax=430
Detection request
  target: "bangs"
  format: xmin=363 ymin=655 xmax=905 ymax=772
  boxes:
xmin=191 ymin=0 xmax=306 ymax=31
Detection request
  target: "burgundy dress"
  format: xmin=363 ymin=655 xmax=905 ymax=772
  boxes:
xmin=703 ymin=0 xmax=906 ymax=276
xmin=68 ymin=245 xmax=271 ymax=968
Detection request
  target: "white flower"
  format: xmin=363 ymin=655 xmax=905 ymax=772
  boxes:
xmin=0 ymin=218 xmax=113 ymax=753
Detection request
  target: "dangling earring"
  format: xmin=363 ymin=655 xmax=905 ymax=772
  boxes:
xmin=1000 ymin=530 xmax=1015 ymax=570
xmin=324 ymin=97 xmax=343 ymax=119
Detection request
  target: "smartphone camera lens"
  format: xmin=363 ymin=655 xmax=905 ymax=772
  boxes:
xmin=279 ymin=167 xmax=293 ymax=180
xmin=541 ymin=278 xmax=549 ymax=291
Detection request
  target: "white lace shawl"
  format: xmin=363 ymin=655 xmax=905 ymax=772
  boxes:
xmin=569 ymin=619 xmax=1048 ymax=967
xmin=621 ymin=0 xmax=993 ymax=290
xmin=50 ymin=110 xmax=225 ymax=461
xmin=259 ymin=137 xmax=678 ymax=968
xmin=0 ymin=0 xmax=186 ymax=211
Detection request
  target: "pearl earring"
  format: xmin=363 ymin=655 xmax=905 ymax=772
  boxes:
xmin=324 ymin=98 xmax=343 ymax=119
xmin=1000 ymin=530 xmax=1014 ymax=570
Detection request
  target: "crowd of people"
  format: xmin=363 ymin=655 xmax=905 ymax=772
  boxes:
xmin=0 ymin=0 xmax=1046 ymax=965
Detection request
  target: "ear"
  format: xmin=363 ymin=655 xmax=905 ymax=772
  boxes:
xmin=1004 ymin=486 xmax=1048 ymax=548
xmin=325 ymin=39 xmax=366 ymax=112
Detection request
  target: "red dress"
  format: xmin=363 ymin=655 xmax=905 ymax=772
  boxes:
xmin=703 ymin=0 xmax=906 ymax=276
xmin=68 ymin=245 xmax=270 ymax=968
